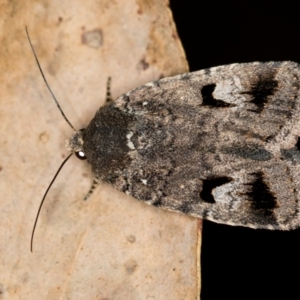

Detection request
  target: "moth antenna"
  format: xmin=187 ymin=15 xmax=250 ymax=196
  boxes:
xmin=31 ymin=153 xmax=73 ymax=252
xmin=25 ymin=27 xmax=76 ymax=131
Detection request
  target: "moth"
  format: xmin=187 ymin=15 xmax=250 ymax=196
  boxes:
xmin=28 ymin=26 xmax=300 ymax=251
xmin=67 ymin=61 xmax=300 ymax=231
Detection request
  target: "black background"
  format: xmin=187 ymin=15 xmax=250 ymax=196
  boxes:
xmin=170 ymin=1 xmax=300 ymax=299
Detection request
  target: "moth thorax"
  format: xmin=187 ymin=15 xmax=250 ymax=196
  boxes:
xmin=66 ymin=130 xmax=84 ymax=153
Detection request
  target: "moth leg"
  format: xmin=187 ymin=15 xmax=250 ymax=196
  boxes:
xmin=84 ymin=179 xmax=99 ymax=201
xmin=105 ymin=77 xmax=112 ymax=104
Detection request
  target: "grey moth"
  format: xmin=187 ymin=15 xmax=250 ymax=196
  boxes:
xmin=67 ymin=61 xmax=300 ymax=231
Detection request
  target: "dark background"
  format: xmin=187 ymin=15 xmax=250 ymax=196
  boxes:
xmin=170 ymin=1 xmax=300 ymax=299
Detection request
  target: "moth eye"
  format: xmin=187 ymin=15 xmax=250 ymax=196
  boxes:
xmin=75 ymin=150 xmax=87 ymax=160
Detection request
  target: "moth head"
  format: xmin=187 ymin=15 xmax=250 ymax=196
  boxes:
xmin=66 ymin=129 xmax=87 ymax=160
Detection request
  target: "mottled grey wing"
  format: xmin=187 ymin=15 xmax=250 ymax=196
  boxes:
xmin=83 ymin=61 xmax=300 ymax=230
